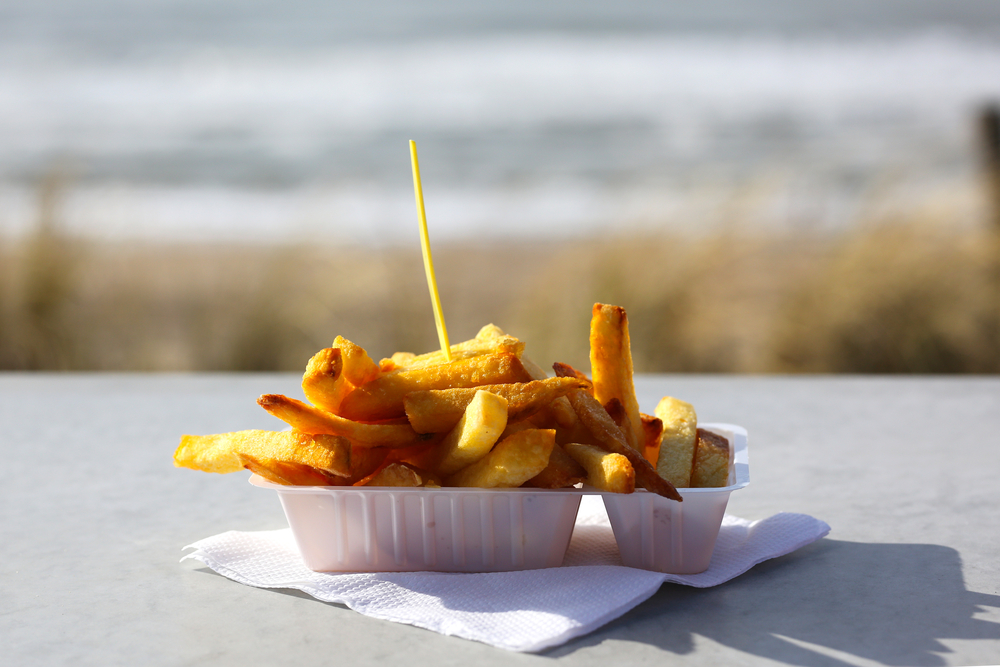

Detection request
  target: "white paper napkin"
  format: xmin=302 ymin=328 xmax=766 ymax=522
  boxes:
xmin=182 ymin=497 xmax=829 ymax=652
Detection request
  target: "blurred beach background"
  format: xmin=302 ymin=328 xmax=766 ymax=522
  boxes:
xmin=2 ymin=0 xmax=1000 ymax=373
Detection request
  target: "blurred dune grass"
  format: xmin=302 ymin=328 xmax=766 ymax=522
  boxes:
xmin=2 ymin=188 xmax=999 ymax=374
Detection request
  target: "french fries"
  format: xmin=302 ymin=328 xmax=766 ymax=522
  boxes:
xmin=237 ymin=453 xmax=337 ymax=487
xmin=525 ymin=444 xmax=587 ymax=489
xmin=691 ymin=428 xmax=732 ymax=488
xmin=422 ymin=389 xmax=508 ymax=476
xmin=553 ymin=363 xmax=682 ymax=501
xmin=256 ymin=393 xmax=433 ymax=448
xmin=654 ymin=396 xmax=698 ymax=488
xmin=446 ymin=428 xmax=555 ymax=488
xmin=301 ymin=347 xmax=344 ymax=412
xmin=402 ymin=377 xmax=585 ymax=434
xmin=174 ymin=430 xmax=351 ymax=477
xmin=590 ymin=304 xmax=645 ymax=454
xmin=358 ymin=462 xmax=435 ymax=487
xmin=175 ymin=302 xmax=730 ymax=496
xmin=564 ymin=443 xmax=635 ymax=494
xmin=301 ymin=336 xmax=381 ymax=414
xmin=337 ymin=353 xmax=532 ymax=422
xmin=640 ymin=413 xmax=664 ymax=466
xmin=386 ymin=324 xmax=525 ymax=370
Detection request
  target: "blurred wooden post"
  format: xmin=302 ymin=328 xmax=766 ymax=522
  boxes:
xmin=981 ymin=105 xmax=1000 ymax=372
xmin=980 ymin=104 xmax=1000 ymax=231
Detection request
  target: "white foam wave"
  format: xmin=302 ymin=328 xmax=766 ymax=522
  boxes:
xmin=1 ymin=32 xmax=998 ymax=171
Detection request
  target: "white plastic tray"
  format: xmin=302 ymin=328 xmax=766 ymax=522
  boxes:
xmin=602 ymin=423 xmax=749 ymax=574
xmin=250 ymin=422 xmax=748 ymax=573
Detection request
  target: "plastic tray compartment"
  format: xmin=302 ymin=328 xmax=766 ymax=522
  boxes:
xmin=250 ymin=478 xmax=585 ymax=572
xmin=602 ymin=423 xmax=750 ymax=574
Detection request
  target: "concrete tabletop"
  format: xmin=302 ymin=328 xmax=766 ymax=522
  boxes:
xmin=3 ymin=374 xmax=999 ymax=666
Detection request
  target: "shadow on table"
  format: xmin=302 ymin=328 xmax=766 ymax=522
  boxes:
xmin=548 ymin=539 xmax=1000 ymax=666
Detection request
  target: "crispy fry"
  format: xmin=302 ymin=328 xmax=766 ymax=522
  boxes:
xmin=554 ymin=362 xmax=682 ymax=501
xmin=641 ymin=413 xmax=663 ymax=466
xmin=498 ymin=418 xmax=538 ymax=439
xmin=358 ymin=462 xmax=429 ymax=487
xmin=474 ymin=323 xmax=507 ymax=339
xmin=389 ymin=325 xmax=525 ymax=370
xmin=533 ymin=375 xmax=592 ymax=441
xmin=691 ymin=428 xmax=732 ymax=488
xmin=426 ymin=389 xmax=508 ymax=476
xmin=343 ymin=445 xmax=390 ymax=484
xmin=603 ymin=397 xmax=626 ymax=428
xmin=519 ymin=355 xmax=549 ymax=381
xmin=175 ymin=433 xmax=245 ymax=473
xmin=539 ymin=396 xmax=598 ymax=448
xmin=525 ymin=443 xmax=587 ymax=489
xmin=378 ymin=351 xmax=416 ymax=372
xmin=174 ymin=429 xmax=351 ymax=477
xmin=546 ymin=396 xmax=580 ymax=430
xmin=590 ymin=303 xmax=644 ymax=454
xmin=236 ymin=453 xmax=335 ymax=486
xmin=446 ymin=428 xmax=555 ymax=488
xmin=654 ymin=396 xmax=698 ymax=488
xmin=301 ymin=347 xmax=345 ymax=413
xmin=403 ymin=377 xmax=585 ymax=434
xmin=334 ymin=335 xmax=381 ymax=386
xmin=257 ymin=394 xmax=432 ymax=448
xmin=391 ymin=351 xmax=416 ymax=365
xmin=564 ymin=442 xmax=635 ymax=494
xmin=337 ymin=353 xmax=532 ymax=421
xmin=604 ymin=396 xmax=646 ymax=466
xmin=556 ymin=363 xmax=591 ymax=384
xmin=300 ymin=337 xmax=381 ymax=414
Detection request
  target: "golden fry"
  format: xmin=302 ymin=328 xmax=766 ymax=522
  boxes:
xmin=358 ymin=462 xmax=430 ymax=487
xmin=428 ymin=389 xmax=508 ymax=476
xmin=603 ymin=397 xmax=625 ymax=427
xmin=641 ymin=413 xmax=663 ymax=467
xmin=691 ymin=428 xmax=731 ymax=488
xmin=524 ymin=443 xmax=587 ymax=489
xmin=236 ymin=453 xmax=334 ymax=486
xmin=174 ymin=429 xmax=351 ymax=477
xmin=564 ymin=442 xmax=635 ymax=494
xmin=301 ymin=347 xmax=345 ymax=413
xmin=498 ymin=418 xmax=537 ymax=439
xmin=554 ymin=362 xmax=682 ymax=501
xmin=403 ymin=377 xmax=584 ymax=434
xmin=519 ymin=355 xmax=549 ymax=381
xmin=546 ymin=395 xmax=581 ymax=430
xmin=590 ymin=303 xmax=644 ymax=454
xmin=335 ymin=445 xmax=389 ymax=485
xmin=446 ymin=428 xmax=555 ymax=488
xmin=378 ymin=351 xmax=416 ymax=372
xmin=654 ymin=396 xmax=698 ymax=488
xmin=387 ymin=325 xmax=525 ymax=370
xmin=539 ymin=397 xmax=599 ymax=448
xmin=301 ymin=337 xmax=380 ymax=413
xmin=257 ymin=393 xmax=432 ymax=448
xmin=175 ymin=433 xmax=245 ymax=474
xmin=338 ymin=353 xmax=532 ymax=422
xmin=334 ymin=335 xmax=381 ymax=386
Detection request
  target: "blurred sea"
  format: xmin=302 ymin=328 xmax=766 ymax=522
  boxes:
xmin=2 ymin=0 xmax=1000 ymax=245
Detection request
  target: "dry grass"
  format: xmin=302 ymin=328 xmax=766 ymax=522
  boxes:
xmin=773 ymin=225 xmax=1000 ymax=372
xmin=2 ymin=219 xmax=998 ymax=373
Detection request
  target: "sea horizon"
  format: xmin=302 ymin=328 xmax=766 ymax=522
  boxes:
xmin=2 ymin=1 xmax=1000 ymax=245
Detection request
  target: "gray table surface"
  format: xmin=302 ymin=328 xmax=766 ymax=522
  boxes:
xmin=3 ymin=373 xmax=999 ymax=666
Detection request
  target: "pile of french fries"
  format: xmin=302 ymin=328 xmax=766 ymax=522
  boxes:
xmin=174 ymin=303 xmax=730 ymax=498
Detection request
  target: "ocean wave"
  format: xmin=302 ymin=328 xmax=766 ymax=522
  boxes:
xmin=1 ymin=32 xmax=998 ymax=182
